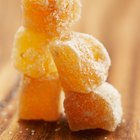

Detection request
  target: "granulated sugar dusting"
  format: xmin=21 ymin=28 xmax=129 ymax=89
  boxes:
xmin=22 ymin=0 xmax=81 ymax=38
xmin=50 ymin=32 xmax=111 ymax=93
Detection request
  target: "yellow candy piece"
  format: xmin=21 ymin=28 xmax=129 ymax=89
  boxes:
xmin=19 ymin=75 xmax=62 ymax=121
xmin=22 ymin=0 xmax=81 ymax=38
xmin=50 ymin=32 xmax=111 ymax=93
xmin=64 ymin=83 xmax=122 ymax=131
xmin=13 ymin=27 xmax=57 ymax=78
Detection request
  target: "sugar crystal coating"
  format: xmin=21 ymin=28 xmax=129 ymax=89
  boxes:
xmin=12 ymin=0 xmax=122 ymax=131
xmin=64 ymin=82 xmax=122 ymax=131
xmin=22 ymin=0 xmax=81 ymax=38
xmin=13 ymin=27 xmax=57 ymax=78
xmin=50 ymin=32 xmax=111 ymax=93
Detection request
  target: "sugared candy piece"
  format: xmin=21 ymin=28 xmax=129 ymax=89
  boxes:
xmin=50 ymin=32 xmax=111 ymax=93
xmin=22 ymin=0 xmax=81 ymax=38
xmin=19 ymin=75 xmax=62 ymax=121
xmin=64 ymin=83 xmax=122 ymax=131
xmin=13 ymin=27 xmax=57 ymax=78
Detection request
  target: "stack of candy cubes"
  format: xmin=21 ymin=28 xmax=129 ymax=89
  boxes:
xmin=13 ymin=0 xmax=122 ymax=132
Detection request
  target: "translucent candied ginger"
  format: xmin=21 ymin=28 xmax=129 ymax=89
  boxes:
xmin=64 ymin=82 xmax=122 ymax=131
xmin=50 ymin=32 xmax=111 ymax=93
xmin=13 ymin=27 xmax=57 ymax=78
xmin=19 ymin=75 xmax=62 ymax=121
xmin=22 ymin=0 xmax=81 ymax=38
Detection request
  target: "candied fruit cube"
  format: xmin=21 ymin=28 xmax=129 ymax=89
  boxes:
xmin=13 ymin=27 xmax=57 ymax=78
xmin=19 ymin=75 xmax=62 ymax=121
xmin=64 ymin=82 xmax=122 ymax=131
xmin=50 ymin=32 xmax=111 ymax=93
xmin=22 ymin=0 xmax=81 ymax=38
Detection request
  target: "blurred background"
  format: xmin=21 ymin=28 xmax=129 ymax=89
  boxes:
xmin=0 ymin=0 xmax=140 ymax=138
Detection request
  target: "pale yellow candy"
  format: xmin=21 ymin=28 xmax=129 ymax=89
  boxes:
xmin=13 ymin=27 xmax=57 ymax=78
xmin=50 ymin=32 xmax=111 ymax=93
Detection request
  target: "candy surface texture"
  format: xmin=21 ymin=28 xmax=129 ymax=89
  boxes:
xmin=19 ymin=76 xmax=62 ymax=121
xmin=64 ymin=83 xmax=122 ymax=131
xmin=22 ymin=0 xmax=81 ymax=38
xmin=50 ymin=32 xmax=111 ymax=93
xmin=13 ymin=27 xmax=57 ymax=78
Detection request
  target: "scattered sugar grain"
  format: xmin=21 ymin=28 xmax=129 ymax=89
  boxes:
xmin=31 ymin=129 xmax=36 ymax=136
xmin=31 ymin=130 xmax=35 ymax=133
xmin=31 ymin=133 xmax=35 ymax=136
xmin=26 ymin=128 xmax=29 ymax=131
xmin=104 ymin=137 xmax=107 ymax=140
xmin=55 ymin=127 xmax=61 ymax=132
xmin=19 ymin=131 xmax=23 ymax=134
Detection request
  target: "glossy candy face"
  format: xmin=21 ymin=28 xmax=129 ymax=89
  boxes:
xmin=13 ymin=27 xmax=57 ymax=78
xmin=22 ymin=0 xmax=81 ymax=39
xmin=19 ymin=75 xmax=62 ymax=121
xmin=50 ymin=32 xmax=111 ymax=93
xmin=64 ymin=83 xmax=122 ymax=131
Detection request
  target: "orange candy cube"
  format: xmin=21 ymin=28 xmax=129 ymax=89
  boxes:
xmin=50 ymin=32 xmax=111 ymax=93
xmin=64 ymin=83 xmax=122 ymax=131
xmin=19 ymin=75 xmax=62 ymax=121
xmin=22 ymin=0 xmax=81 ymax=38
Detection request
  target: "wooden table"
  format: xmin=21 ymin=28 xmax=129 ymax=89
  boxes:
xmin=0 ymin=0 xmax=140 ymax=139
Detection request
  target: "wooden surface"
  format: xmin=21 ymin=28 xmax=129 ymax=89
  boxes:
xmin=0 ymin=0 xmax=140 ymax=139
